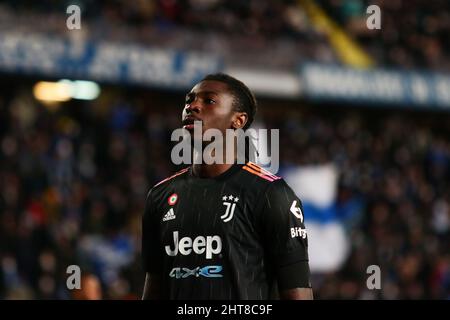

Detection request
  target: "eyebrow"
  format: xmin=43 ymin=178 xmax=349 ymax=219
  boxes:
xmin=185 ymin=91 xmax=218 ymax=99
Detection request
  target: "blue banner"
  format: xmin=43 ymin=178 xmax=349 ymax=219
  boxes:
xmin=300 ymin=63 xmax=450 ymax=110
xmin=0 ymin=32 xmax=222 ymax=89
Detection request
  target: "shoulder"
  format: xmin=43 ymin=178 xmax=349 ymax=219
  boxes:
xmin=240 ymin=161 xmax=294 ymax=193
xmin=240 ymin=161 xmax=282 ymax=184
xmin=153 ymin=167 xmax=190 ymax=188
xmin=239 ymin=162 xmax=295 ymax=201
xmin=146 ymin=167 xmax=190 ymax=201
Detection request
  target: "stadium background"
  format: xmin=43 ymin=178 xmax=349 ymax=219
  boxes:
xmin=0 ymin=0 xmax=449 ymax=299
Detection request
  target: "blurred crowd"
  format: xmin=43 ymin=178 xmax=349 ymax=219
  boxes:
xmin=2 ymin=0 xmax=315 ymax=37
xmin=0 ymin=83 xmax=158 ymax=299
xmin=2 ymin=0 xmax=449 ymax=71
xmin=0 ymin=79 xmax=449 ymax=299
xmin=0 ymin=0 xmax=332 ymax=70
xmin=318 ymin=0 xmax=450 ymax=71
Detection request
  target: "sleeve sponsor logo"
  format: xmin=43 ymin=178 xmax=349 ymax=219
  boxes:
xmin=290 ymin=227 xmax=307 ymax=239
xmin=290 ymin=200 xmax=303 ymax=222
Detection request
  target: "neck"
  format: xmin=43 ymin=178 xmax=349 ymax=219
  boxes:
xmin=191 ymin=142 xmax=237 ymax=178
xmin=192 ymin=162 xmax=234 ymax=178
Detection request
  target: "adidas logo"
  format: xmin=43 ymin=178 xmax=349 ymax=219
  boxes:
xmin=162 ymin=208 xmax=176 ymax=222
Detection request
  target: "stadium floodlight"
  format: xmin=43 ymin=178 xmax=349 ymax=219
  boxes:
xmin=33 ymin=80 xmax=101 ymax=103
xmin=65 ymin=80 xmax=101 ymax=100
xmin=33 ymin=81 xmax=72 ymax=102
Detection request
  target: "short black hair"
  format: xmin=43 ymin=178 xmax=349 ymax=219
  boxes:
xmin=201 ymin=73 xmax=257 ymax=130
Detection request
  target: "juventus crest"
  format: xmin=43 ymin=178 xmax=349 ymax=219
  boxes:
xmin=221 ymin=195 xmax=239 ymax=222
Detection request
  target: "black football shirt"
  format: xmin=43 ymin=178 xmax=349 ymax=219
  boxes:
xmin=142 ymin=162 xmax=310 ymax=299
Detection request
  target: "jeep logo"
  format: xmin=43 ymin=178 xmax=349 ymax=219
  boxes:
xmin=165 ymin=231 xmax=222 ymax=259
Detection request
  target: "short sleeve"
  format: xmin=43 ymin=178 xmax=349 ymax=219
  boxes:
xmin=260 ymin=180 xmax=311 ymax=289
xmin=142 ymin=189 xmax=163 ymax=274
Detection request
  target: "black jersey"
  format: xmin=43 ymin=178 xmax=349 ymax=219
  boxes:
xmin=142 ymin=162 xmax=310 ymax=300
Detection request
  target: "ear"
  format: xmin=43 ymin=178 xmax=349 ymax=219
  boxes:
xmin=232 ymin=112 xmax=248 ymax=129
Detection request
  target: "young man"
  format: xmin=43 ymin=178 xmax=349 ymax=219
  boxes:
xmin=142 ymin=74 xmax=313 ymax=300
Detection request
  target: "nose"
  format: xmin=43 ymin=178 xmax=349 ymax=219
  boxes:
xmin=185 ymin=101 xmax=200 ymax=115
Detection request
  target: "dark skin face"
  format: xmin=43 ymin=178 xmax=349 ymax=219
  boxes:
xmin=182 ymin=80 xmax=248 ymax=177
xmin=182 ymin=80 xmax=248 ymax=137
